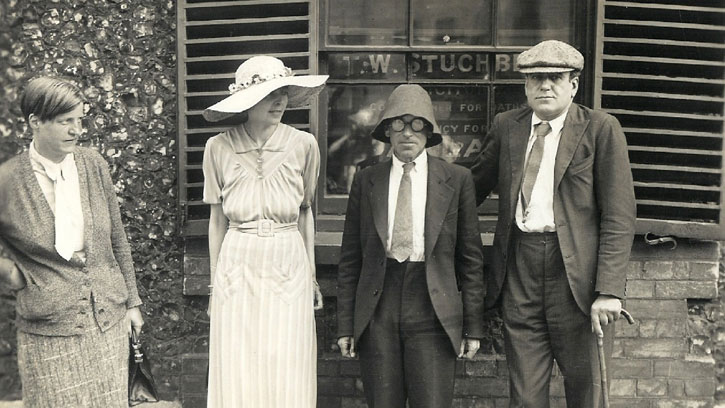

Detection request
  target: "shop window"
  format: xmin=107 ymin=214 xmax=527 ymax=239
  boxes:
xmin=317 ymin=0 xmax=587 ymax=224
xmin=496 ymin=0 xmax=576 ymax=45
xmin=325 ymin=0 xmax=575 ymax=47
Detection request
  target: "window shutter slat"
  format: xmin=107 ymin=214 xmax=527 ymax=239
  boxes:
xmin=594 ymin=0 xmax=725 ymax=240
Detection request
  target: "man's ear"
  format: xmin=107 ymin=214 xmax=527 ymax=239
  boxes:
xmin=27 ymin=114 xmax=40 ymax=130
xmin=570 ymin=76 xmax=580 ymax=99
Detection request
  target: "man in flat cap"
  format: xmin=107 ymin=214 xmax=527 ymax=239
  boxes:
xmin=337 ymin=84 xmax=485 ymax=408
xmin=471 ymin=40 xmax=636 ymax=407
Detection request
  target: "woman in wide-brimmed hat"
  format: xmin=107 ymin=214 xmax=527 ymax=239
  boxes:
xmin=201 ymin=55 xmax=328 ymax=407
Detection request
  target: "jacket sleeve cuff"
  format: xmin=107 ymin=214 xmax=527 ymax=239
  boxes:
xmin=126 ymin=295 xmax=143 ymax=309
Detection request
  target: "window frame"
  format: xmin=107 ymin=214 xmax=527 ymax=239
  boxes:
xmin=315 ymin=0 xmax=595 ymax=223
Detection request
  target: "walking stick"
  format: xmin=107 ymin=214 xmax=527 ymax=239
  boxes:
xmin=599 ymin=309 xmax=635 ymax=408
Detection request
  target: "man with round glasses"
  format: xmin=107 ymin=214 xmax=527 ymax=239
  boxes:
xmin=337 ymin=84 xmax=485 ymax=407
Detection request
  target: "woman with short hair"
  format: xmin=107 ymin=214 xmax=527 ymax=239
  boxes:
xmin=0 ymin=76 xmax=144 ymax=408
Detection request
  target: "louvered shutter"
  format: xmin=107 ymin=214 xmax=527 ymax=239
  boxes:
xmin=594 ymin=0 xmax=725 ymax=240
xmin=177 ymin=0 xmax=317 ymax=293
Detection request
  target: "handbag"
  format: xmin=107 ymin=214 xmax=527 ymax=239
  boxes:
xmin=129 ymin=331 xmax=159 ymax=406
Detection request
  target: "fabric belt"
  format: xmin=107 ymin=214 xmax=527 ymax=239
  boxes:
xmin=228 ymin=220 xmax=298 ymax=237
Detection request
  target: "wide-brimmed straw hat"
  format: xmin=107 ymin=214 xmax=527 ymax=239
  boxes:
xmin=203 ymin=56 xmax=329 ymax=122
xmin=370 ymin=84 xmax=442 ymax=148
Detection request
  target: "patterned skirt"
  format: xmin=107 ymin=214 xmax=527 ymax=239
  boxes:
xmin=16 ymin=314 xmax=128 ymax=408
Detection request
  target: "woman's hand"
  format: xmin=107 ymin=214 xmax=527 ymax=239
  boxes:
xmin=125 ymin=307 xmax=145 ymax=338
xmin=0 ymin=257 xmax=25 ymax=291
xmin=313 ymin=280 xmax=324 ymax=310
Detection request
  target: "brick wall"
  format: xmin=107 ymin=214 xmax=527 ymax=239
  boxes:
xmin=177 ymin=239 xmax=721 ymax=408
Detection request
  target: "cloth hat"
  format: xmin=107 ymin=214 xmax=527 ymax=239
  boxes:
xmin=370 ymin=84 xmax=442 ymax=148
xmin=203 ymin=56 xmax=329 ymax=122
xmin=516 ymin=40 xmax=584 ymax=74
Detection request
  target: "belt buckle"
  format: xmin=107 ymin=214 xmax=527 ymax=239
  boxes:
xmin=257 ymin=220 xmax=274 ymax=237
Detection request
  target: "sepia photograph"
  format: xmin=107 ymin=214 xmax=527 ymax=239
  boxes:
xmin=0 ymin=0 xmax=723 ymax=407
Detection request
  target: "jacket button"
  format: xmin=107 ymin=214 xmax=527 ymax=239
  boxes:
xmin=373 ymin=290 xmax=379 ymax=296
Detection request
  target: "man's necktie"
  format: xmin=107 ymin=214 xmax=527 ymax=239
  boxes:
xmin=390 ymin=162 xmax=415 ymax=262
xmin=520 ymin=121 xmax=552 ymax=211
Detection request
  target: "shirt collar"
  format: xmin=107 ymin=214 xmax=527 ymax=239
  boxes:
xmin=531 ymin=106 xmax=569 ymax=138
xmin=228 ymin=124 xmax=287 ymax=153
xmin=392 ymin=149 xmax=428 ymax=173
xmin=29 ymin=141 xmax=75 ymax=181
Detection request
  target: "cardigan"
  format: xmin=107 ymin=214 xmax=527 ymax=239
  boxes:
xmin=0 ymin=147 xmax=142 ymax=336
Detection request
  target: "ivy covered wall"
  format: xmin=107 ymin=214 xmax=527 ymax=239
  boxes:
xmin=0 ymin=0 xmax=209 ymax=400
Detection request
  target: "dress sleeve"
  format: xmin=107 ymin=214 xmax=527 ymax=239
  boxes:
xmin=300 ymin=133 xmax=320 ymax=209
xmin=202 ymin=136 xmax=223 ymax=204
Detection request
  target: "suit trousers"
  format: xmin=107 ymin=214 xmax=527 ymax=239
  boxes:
xmin=358 ymin=260 xmax=456 ymax=408
xmin=502 ymin=228 xmax=614 ymax=408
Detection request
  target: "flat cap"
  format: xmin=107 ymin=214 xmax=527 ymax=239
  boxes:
xmin=516 ymin=40 xmax=584 ymax=74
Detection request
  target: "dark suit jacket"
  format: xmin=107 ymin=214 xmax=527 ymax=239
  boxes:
xmin=337 ymin=155 xmax=485 ymax=353
xmin=471 ymin=103 xmax=636 ymax=314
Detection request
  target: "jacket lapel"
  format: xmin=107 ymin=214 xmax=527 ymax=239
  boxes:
xmin=424 ymin=157 xmax=454 ymax=259
xmin=554 ymin=104 xmax=589 ymax=191
xmin=369 ymin=160 xmax=391 ymax=247
xmin=508 ymin=109 xmax=533 ymax=215
xmin=19 ymin=151 xmax=55 ymax=218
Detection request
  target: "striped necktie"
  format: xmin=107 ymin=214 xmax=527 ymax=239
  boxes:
xmin=390 ymin=162 xmax=415 ymax=262
xmin=520 ymin=121 xmax=551 ymax=211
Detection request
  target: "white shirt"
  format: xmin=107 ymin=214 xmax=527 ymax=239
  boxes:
xmin=515 ymin=109 xmax=568 ymax=232
xmin=387 ymin=151 xmax=427 ymax=262
xmin=29 ymin=142 xmax=85 ymax=259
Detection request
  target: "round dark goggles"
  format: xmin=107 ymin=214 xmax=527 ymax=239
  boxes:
xmin=389 ymin=117 xmax=427 ymax=132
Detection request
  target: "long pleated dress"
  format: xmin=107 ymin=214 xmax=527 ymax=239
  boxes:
xmin=203 ymin=123 xmax=320 ymax=408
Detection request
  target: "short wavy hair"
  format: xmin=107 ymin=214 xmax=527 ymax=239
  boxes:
xmin=20 ymin=76 xmax=84 ymax=122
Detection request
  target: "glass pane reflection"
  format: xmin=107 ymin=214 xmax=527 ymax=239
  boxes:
xmin=327 ymin=0 xmax=408 ymax=46
xmin=327 ymin=85 xmax=395 ymax=195
xmin=412 ymin=0 xmax=493 ymax=46
xmin=326 ymin=84 xmax=490 ymax=195
xmin=423 ymin=85 xmax=489 ymax=166
xmin=496 ymin=0 xmax=575 ymax=46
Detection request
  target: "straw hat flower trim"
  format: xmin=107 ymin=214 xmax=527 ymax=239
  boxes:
xmin=228 ymin=66 xmax=294 ymax=94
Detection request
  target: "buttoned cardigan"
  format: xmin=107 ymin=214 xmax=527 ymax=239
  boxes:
xmin=0 ymin=147 xmax=142 ymax=336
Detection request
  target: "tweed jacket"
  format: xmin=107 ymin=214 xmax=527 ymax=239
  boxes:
xmin=0 ymin=147 xmax=142 ymax=336
xmin=471 ymin=103 xmax=636 ymax=313
xmin=337 ymin=155 xmax=485 ymax=353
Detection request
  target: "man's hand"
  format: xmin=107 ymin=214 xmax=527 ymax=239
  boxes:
xmin=458 ymin=338 xmax=480 ymax=360
xmin=337 ymin=336 xmax=356 ymax=358
xmin=125 ymin=307 xmax=145 ymax=338
xmin=590 ymin=295 xmax=621 ymax=338
xmin=313 ymin=281 xmax=324 ymax=311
